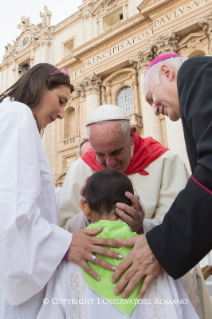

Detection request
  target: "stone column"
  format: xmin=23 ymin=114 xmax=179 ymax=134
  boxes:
xmin=132 ymin=73 xmax=140 ymax=114
xmin=199 ymin=14 xmax=212 ymax=54
xmin=129 ymin=52 xmax=163 ymax=143
xmin=82 ymin=10 xmax=93 ymax=42
xmin=39 ymin=26 xmax=54 ymax=62
xmin=105 ymin=82 xmax=112 ymax=104
xmin=165 ymin=117 xmax=190 ymax=172
xmin=101 ymin=86 xmax=106 ymax=105
xmin=139 ymin=70 xmax=163 ymax=143
xmin=77 ymin=73 xmax=101 ymax=119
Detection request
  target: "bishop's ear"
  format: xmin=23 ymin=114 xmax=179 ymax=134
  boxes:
xmin=160 ymin=65 xmax=175 ymax=81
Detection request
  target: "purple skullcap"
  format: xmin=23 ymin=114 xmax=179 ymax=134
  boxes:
xmin=145 ymin=54 xmax=182 ymax=76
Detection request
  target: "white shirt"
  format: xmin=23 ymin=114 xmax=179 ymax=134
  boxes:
xmin=0 ymin=98 xmax=72 ymax=318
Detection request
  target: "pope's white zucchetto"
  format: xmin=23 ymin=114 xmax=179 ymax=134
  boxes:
xmin=85 ymin=105 xmax=130 ymax=126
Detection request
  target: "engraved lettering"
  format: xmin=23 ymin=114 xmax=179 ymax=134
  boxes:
xmin=112 ymin=46 xmax=118 ymax=54
xmin=154 ymin=20 xmax=160 ymax=27
xmin=132 ymin=36 xmax=137 ymax=43
xmin=166 ymin=12 xmax=172 ymax=20
xmin=160 ymin=17 xmax=166 ymax=25
xmin=138 ymin=32 xmax=145 ymax=40
xmin=179 ymin=6 xmax=185 ymax=14
xmin=174 ymin=10 xmax=179 ymax=18
xmin=119 ymin=43 xmax=125 ymax=50
xmin=103 ymin=51 xmax=109 ymax=58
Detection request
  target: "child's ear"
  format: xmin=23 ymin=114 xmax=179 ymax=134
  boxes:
xmin=80 ymin=199 xmax=92 ymax=220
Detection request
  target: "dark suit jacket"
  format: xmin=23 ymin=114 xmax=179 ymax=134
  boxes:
xmin=146 ymin=56 xmax=212 ymax=279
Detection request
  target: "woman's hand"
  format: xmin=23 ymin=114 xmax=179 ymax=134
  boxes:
xmin=67 ymin=228 xmax=123 ymax=280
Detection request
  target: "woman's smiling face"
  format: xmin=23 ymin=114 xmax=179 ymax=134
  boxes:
xmin=32 ymin=85 xmax=70 ymax=128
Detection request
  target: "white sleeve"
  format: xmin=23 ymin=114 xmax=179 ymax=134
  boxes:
xmin=0 ymin=103 xmax=72 ymax=306
xmin=143 ymin=152 xmax=189 ymax=232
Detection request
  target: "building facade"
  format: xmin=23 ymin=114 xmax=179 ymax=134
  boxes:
xmin=1 ymin=0 xmax=211 ymax=186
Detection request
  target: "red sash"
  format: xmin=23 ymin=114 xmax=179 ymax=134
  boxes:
xmin=81 ymin=134 xmax=168 ymax=175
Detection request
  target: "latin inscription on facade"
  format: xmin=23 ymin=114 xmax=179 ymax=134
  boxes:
xmin=70 ymin=27 xmax=154 ymax=79
xmin=154 ymin=0 xmax=212 ymax=28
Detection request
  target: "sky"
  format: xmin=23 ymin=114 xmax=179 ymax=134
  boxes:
xmin=0 ymin=0 xmax=82 ymax=61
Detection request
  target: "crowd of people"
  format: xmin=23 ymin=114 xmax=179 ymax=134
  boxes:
xmin=0 ymin=54 xmax=212 ymax=319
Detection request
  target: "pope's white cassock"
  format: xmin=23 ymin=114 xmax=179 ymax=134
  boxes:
xmin=0 ymin=98 xmax=72 ymax=319
xmin=58 ymin=105 xmax=212 ymax=319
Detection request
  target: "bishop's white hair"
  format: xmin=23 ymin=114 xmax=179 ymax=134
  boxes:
xmin=145 ymin=56 xmax=188 ymax=86
xmin=86 ymin=120 xmax=131 ymax=139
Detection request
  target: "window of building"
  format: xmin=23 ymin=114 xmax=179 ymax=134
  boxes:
xmin=18 ymin=59 xmax=30 ymax=77
xmin=116 ymin=86 xmax=134 ymax=114
xmin=64 ymin=39 xmax=74 ymax=57
xmin=103 ymin=6 xmax=124 ymax=30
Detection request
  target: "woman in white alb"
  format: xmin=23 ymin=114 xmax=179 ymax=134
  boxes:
xmin=0 ymin=64 xmax=74 ymax=319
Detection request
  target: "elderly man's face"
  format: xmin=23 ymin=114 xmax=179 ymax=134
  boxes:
xmin=89 ymin=121 xmax=136 ymax=172
xmin=144 ymin=65 xmax=181 ymax=122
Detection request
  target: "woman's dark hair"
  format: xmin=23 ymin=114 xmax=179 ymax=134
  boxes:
xmin=0 ymin=63 xmax=74 ymax=108
xmin=85 ymin=170 xmax=134 ymax=215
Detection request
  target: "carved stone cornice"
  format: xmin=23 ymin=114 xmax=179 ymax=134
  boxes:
xmin=92 ymin=0 xmax=118 ymax=16
xmin=129 ymin=51 xmax=154 ymax=71
xmin=82 ymin=7 xmax=92 ymax=20
xmin=74 ymin=83 xmax=85 ymax=98
xmin=129 ymin=30 xmax=180 ymax=71
xmin=177 ymin=33 xmax=206 ymax=56
xmin=148 ymin=30 xmax=180 ymax=56
xmin=199 ymin=11 xmax=212 ymax=38
xmin=40 ymin=32 xmax=54 ymax=47
xmin=2 ymin=15 xmax=55 ymax=62
xmin=198 ymin=11 xmax=212 ymax=54
xmin=17 ymin=16 xmax=41 ymax=33
xmin=76 ymin=73 xmax=102 ymax=97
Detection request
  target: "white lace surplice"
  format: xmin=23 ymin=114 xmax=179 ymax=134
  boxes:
xmin=36 ymin=262 xmax=200 ymax=319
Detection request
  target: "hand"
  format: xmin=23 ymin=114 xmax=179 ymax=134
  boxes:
xmin=67 ymin=228 xmax=123 ymax=281
xmin=112 ymin=234 xmax=162 ymax=299
xmin=116 ymin=192 xmax=145 ymax=234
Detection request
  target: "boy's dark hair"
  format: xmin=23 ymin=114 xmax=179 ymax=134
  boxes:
xmin=85 ymin=170 xmax=134 ymax=215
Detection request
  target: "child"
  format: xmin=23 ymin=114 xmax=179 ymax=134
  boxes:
xmin=36 ymin=171 xmax=199 ymax=319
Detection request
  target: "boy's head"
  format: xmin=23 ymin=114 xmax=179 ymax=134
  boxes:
xmin=81 ymin=170 xmax=134 ymax=222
